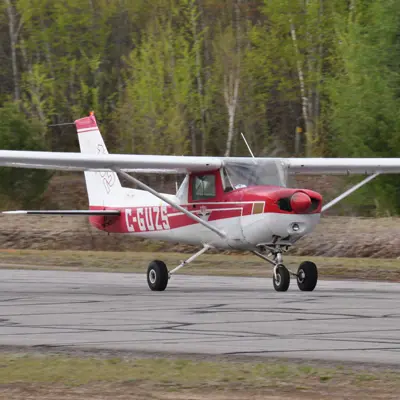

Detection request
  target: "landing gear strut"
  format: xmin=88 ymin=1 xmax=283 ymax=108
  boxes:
xmin=146 ymin=245 xmax=211 ymax=291
xmin=253 ymin=245 xmax=318 ymax=292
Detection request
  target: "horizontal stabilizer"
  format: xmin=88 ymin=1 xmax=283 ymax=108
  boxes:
xmin=2 ymin=210 xmax=121 ymax=216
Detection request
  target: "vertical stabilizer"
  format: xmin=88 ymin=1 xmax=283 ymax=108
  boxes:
xmin=74 ymin=113 xmax=122 ymax=206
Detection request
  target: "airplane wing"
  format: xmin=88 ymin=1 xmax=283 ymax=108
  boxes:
xmin=0 ymin=150 xmax=400 ymax=175
xmin=2 ymin=210 xmax=120 ymax=215
xmin=284 ymin=158 xmax=400 ymax=175
xmin=0 ymin=150 xmax=221 ymax=173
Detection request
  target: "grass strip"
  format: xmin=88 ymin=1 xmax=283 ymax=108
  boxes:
xmin=0 ymin=353 xmax=399 ymax=394
xmin=0 ymin=249 xmax=399 ymax=281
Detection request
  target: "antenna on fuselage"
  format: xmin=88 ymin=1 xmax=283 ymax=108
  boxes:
xmin=241 ymin=132 xmax=255 ymax=158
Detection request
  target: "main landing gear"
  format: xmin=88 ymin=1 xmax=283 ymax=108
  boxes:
xmin=147 ymin=260 xmax=169 ymax=291
xmin=253 ymin=246 xmax=318 ymax=292
xmin=146 ymin=245 xmax=211 ymax=291
xmin=146 ymin=243 xmax=318 ymax=293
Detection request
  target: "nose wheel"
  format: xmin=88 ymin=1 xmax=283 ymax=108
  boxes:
xmin=273 ymin=265 xmax=290 ymax=292
xmin=253 ymin=246 xmax=318 ymax=292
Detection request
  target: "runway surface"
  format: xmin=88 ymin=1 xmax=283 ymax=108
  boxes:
xmin=1 ymin=269 xmax=400 ymax=365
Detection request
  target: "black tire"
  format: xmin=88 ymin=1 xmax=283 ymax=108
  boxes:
xmin=147 ymin=260 xmax=169 ymax=291
xmin=273 ymin=265 xmax=290 ymax=292
xmin=297 ymin=261 xmax=318 ymax=291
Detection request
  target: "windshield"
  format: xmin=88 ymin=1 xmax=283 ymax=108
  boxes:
xmin=222 ymin=158 xmax=287 ymax=189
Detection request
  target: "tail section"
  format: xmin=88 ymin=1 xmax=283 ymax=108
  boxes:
xmin=75 ymin=113 xmax=122 ymax=207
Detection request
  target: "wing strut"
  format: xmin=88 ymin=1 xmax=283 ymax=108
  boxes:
xmin=321 ymin=173 xmax=380 ymax=213
xmin=112 ymin=167 xmax=227 ymax=239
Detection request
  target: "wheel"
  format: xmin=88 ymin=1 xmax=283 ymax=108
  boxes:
xmin=296 ymin=261 xmax=318 ymax=291
xmin=273 ymin=265 xmax=290 ymax=292
xmin=147 ymin=260 xmax=169 ymax=291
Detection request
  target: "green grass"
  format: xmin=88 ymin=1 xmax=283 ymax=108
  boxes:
xmin=0 ymin=249 xmax=399 ymax=281
xmin=0 ymin=353 xmax=398 ymax=391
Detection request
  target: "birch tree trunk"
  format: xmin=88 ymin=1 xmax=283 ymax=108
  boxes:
xmin=190 ymin=120 xmax=197 ymax=155
xmin=315 ymin=0 xmax=324 ymax=146
xmin=350 ymin=0 xmax=356 ymax=15
xmin=290 ymin=21 xmax=313 ymax=156
xmin=224 ymin=72 xmax=240 ymax=157
xmin=5 ymin=0 xmax=21 ymax=102
xmin=223 ymin=0 xmax=242 ymax=157
xmin=191 ymin=0 xmax=206 ymax=155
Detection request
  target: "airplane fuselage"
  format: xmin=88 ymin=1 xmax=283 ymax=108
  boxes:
xmin=89 ymin=185 xmax=322 ymax=250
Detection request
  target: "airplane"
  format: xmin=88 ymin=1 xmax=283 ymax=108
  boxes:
xmin=1 ymin=112 xmax=400 ymax=292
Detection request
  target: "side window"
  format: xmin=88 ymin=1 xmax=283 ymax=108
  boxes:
xmin=192 ymin=174 xmax=216 ymax=200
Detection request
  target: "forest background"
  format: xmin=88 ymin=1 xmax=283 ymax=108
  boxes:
xmin=1 ymin=0 xmax=400 ymax=215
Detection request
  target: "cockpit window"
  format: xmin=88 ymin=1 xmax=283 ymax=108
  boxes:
xmin=223 ymin=159 xmax=287 ymax=188
xmin=192 ymin=174 xmax=216 ymax=200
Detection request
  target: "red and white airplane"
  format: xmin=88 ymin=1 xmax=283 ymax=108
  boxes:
xmin=1 ymin=113 xmax=400 ymax=292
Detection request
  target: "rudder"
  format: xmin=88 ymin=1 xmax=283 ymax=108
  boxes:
xmin=74 ymin=113 xmax=122 ymax=207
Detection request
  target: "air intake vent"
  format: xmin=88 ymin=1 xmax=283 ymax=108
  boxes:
xmin=277 ymin=197 xmax=292 ymax=212
xmin=309 ymin=198 xmax=320 ymax=212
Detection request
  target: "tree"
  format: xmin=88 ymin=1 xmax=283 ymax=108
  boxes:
xmin=326 ymin=0 xmax=400 ymax=214
xmin=258 ymin=0 xmax=335 ymax=156
xmin=116 ymin=8 xmax=197 ymax=155
xmin=1 ymin=0 xmax=400 ymax=214
xmin=0 ymin=102 xmax=50 ymax=207
xmin=5 ymin=0 xmax=22 ymax=102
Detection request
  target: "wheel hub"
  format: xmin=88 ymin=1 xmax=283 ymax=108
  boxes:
xmin=149 ymin=269 xmax=157 ymax=284
xmin=298 ymin=269 xmax=305 ymax=283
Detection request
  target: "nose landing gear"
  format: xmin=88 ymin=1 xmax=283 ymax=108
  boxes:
xmin=253 ymin=244 xmax=318 ymax=292
xmin=273 ymin=264 xmax=290 ymax=292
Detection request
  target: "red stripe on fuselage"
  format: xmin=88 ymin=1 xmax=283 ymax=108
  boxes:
xmin=88 ymin=186 xmax=322 ymax=234
xmin=88 ymin=203 xmax=255 ymax=234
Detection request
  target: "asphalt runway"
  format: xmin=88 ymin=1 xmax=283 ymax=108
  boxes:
xmin=1 ymin=269 xmax=400 ymax=365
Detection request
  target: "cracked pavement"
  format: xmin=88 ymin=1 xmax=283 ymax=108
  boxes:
xmin=1 ymin=269 xmax=400 ymax=364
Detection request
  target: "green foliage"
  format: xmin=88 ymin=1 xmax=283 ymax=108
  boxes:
xmin=0 ymin=102 xmax=51 ymax=208
xmin=117 ymin=0 xmax=213 ymax=155
xmin=118 ymin=17 xmax=190 ymax=154
xmin=1 ymin=0 xmax=400 ymax=213
xmin=326 ymin=0 xmax=400 ymax=214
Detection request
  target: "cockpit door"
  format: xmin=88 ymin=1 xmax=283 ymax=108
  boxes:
xmin=186 ymin=170 xmax=244 ymax=245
